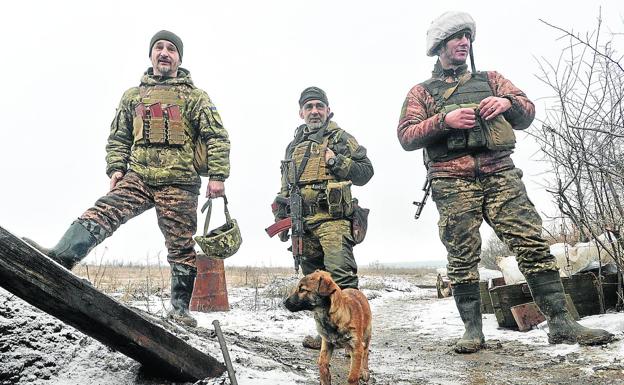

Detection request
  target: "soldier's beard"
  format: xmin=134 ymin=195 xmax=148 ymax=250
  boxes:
xmin=306 ymin=119 xmax=326 ymax=130
xmin=156 ymin=63 xmax=176 ymax=77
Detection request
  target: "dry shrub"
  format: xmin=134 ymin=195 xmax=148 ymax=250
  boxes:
xmin=73 ymin=262 xmax=438 ymax=311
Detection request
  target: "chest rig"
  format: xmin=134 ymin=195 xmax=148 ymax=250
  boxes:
xmin=426 ymin=72 xmax=492 ymax=109
xmin=132 ymin=86 xmax=189 ymax=146
xmin=422 ymin=72 xmax=513 ymax=162
xmin=287 ymin=134 xmax=336 ymax=186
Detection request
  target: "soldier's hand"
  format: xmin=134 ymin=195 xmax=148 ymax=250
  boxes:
xmin=278 ymin=230 xmax=290 ymax=242
xmin=207 ymin=180 xmax=225 ymax=198
xmin=444 ymin=108 xmax=476 ymax=129
xmin=325 ymin=148 xmax=336 ymax=162
xmin=109 ymin=171 xmax=124 ymax=191
xmin=479 ymin=96 xmax=511 ymax=121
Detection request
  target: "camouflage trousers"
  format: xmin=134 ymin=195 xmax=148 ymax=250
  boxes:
xmin=300 ymin=219 xmax=358 ymax=289
xmin=430 ymin=168 xmax=558 ymax=284
xmin=78 ymin=171 xmax=198 ymax=267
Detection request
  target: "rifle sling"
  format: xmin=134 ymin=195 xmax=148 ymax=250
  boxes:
xmin=294 ymin=142 xmax=312 ymax=184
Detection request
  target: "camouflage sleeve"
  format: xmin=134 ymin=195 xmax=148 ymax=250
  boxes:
xmin=487 ymin=71 xmax=535 ymax=130
xmin=191 ymin=90 xmax=231 ymax=180
xmin=329 ymin=130 xmax=374 ymax=186
xmin=271 ymin=140 xmax=295 ymax=221
xmin=279 ymin=140 xmax=296 ymax=197
xmin=105 ymin=89 xmax=136 ymax=177
xmin=397 ymin=85 xmax=450 ymax=151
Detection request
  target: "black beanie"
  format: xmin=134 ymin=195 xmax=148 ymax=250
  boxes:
xmin=149 ymin=30 xmax=183 ymax=61
xmin=298 ymin=86 xmax=329 ymax=108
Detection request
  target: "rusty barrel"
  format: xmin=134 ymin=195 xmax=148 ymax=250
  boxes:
xmin=190 ymin=254 xmax=230 ymax=312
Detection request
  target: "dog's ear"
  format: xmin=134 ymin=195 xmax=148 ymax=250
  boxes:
xmin=317 ymin=275 xmax=337 ymax=297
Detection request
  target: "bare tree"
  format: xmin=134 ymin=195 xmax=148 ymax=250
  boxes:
xmin=480 ymin=232 xmax=512 ymax=271
xmin=531 ymin=10 xmax=623 ymax=308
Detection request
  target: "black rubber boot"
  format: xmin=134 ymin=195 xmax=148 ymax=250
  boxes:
xmin=453 ymin=282 xmax=485 ymax=353
xmin=526 ymin=270 xmax=614 ymax=346
xmin=168 ymin=264 xmax=198 ymax=327
xmin=23 ymin=221 xmax=97 ymax=270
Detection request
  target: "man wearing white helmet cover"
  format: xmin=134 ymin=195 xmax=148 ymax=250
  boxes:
xmin=397 ymin=11 xmax=613 ymax=353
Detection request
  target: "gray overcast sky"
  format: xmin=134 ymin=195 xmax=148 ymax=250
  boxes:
xmin=1 ymin=0 xmax=622 ymax=267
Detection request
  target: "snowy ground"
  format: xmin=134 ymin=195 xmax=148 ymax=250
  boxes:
xmin=1 ymin=275 xmax=623 ymax=385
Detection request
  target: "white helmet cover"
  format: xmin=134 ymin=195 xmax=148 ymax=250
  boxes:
xmin=426 ymin=11 xmax=476 ymax=57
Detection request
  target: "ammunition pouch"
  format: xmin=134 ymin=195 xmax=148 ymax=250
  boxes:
xmin=325 ymin=181 xmax=354 ymax=219
xmin=350 ymin=199 xmax=369 ymax=245
xmin=133 ymin=102 xmax=187 ymax=147
xmin=483 ymin=113 xmax=515 ymax=151
xmin=427 ymin=103 xmax=516 ymax=162
xmin=302 ymin=202 xmax=318 ymax=216
xmin=133 ymin=85 xmax=188 ymax=148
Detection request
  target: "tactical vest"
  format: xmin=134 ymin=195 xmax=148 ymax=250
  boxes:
xmin=421 ymin=72 xmax=515 ymax=162
xmin=285 ymin=126 xmax=355 ymax=220
xmin=132 ymin=86 xmax=189 ymax=146
xmin=288 ymin=135 xmax=336 ymax=185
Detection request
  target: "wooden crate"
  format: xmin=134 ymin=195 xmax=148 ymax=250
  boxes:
xmin=489 ymin=282 xmax=533 ymax=329
xmin=479 ymin=281 xmax=494 ymax=314
xmin=491 ymin=273 xmax=610 ymax=329
xmin=561 ymin=273 xmax=602 ymax=316
xmin=599 ymin=272 xmax=621 ymax=310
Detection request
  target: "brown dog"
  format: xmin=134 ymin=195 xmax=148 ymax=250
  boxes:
xmin=283 ymin=270 xmax=372 ymax=385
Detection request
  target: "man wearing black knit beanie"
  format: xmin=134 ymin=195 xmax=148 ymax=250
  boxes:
xmin=25 ymin=30 xmax=232 ymax=328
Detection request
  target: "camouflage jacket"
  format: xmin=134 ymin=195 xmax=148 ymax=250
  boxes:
xmin=105 ymin=68 xmax=230 ymax=188
xmin=397 ymin=62 xmax=535 ymax=179
xmin=278 ymin=121 xmax=374 ymax=224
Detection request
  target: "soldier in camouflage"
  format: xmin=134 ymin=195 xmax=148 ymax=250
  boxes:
xmin=275 ymin=87 xmax=373 ymax=348
xmin=397 ymin=12 xmax=612 ymax=352
xmin=26 ymin=30 xmax=230 ymax=328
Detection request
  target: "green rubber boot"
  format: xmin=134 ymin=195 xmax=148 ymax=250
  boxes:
xmin=526 ymin=270 xmax=614 ymax=346
xmin=453 ymin=282 xmax=485 ymax=353
xmin=23 ymin=221 xmax=97 ymax=270
xmin=168 ymin=263 xmax=198 ymax=328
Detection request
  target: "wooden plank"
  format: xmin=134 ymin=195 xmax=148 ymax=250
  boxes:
xmin=0 ymin=225 xmax=225 ymax=381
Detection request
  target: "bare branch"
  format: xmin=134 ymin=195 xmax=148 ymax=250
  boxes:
xmin=539 ymin=18 xmax=623 ymax=72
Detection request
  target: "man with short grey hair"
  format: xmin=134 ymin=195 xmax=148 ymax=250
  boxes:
xmin=397 ymin=11 xmax=613 ymax=353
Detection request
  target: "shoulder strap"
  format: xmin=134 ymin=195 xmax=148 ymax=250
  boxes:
xmin=441 ymin=72 xmax=472 ymax=101
xmin=200 ymin=196 xmax=232 ymax=236
xmin=294 ymin=142 xmax=313 ymax=184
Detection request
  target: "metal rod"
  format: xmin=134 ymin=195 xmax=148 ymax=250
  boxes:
xmin=212 ymin=320 xmax=238 ymax=385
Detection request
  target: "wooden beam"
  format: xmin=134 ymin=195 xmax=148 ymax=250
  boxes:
xmin=0 ymin=225 xmax=225 ymax=382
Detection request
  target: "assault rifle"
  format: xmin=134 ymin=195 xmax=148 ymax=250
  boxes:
xmin=413 ymin=178 xmax=431 ymax=220
xmin=265 ymin=160 xmax=305 ymax=273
